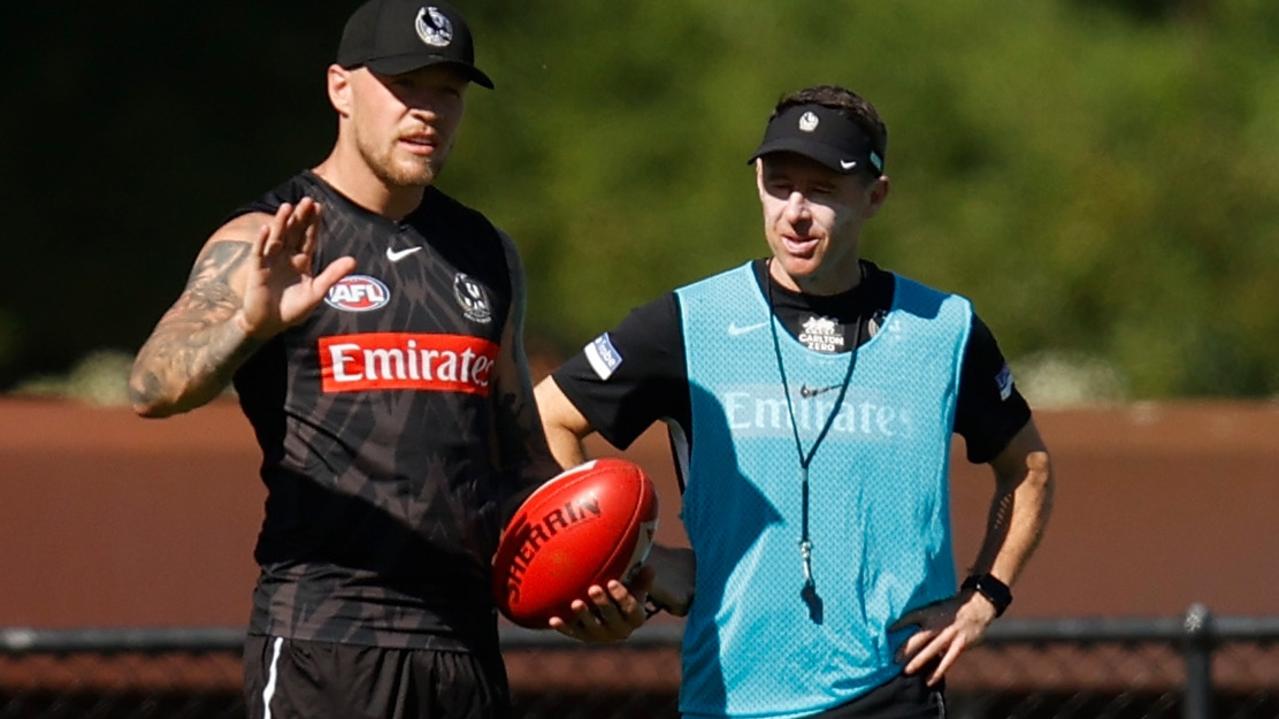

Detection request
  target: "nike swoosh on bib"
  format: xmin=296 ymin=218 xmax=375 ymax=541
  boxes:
xmin=386 ymin=246 xmax=424 ymax=262
xmin=727 ymin=321 xmax=768 ymax=336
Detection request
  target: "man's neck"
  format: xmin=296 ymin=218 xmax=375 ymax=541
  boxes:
xmin=312 ymin=146 xmax=427 ymax=222
xmin=768 ymin=257 xmax=864 ymax=296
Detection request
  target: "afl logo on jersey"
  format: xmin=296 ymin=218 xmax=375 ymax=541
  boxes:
xmin=453 ymin=273 xmax=492 ymax=324
xmin=325 ymin=275 xmax=391 ymax=312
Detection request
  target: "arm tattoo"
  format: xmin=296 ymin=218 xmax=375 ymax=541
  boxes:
xmin=186 ymin=241 xmax=250 ymax=286
xmin=130 ymin=241 xmax=261 ymax=412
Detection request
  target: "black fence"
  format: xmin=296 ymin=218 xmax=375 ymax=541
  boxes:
xmin=2 ymin=605 xmax=1276 ymax=719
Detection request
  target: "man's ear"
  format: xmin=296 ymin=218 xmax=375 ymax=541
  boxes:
xmin=328 ymin=65 xmax=354 ymax=117
xmin=865 ymin=175 xmax=891 ymax=218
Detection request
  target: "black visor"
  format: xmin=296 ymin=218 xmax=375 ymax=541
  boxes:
xmin=748 ymin=104 xmax=884 ymax=176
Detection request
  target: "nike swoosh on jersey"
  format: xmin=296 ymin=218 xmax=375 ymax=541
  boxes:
xmin=386 ymin=245 xmax=424 ymax=262
xmin=839 ymin=159 xmax=858 ymax=170
xmin=727 ymin=321 xmax=768 ymax=336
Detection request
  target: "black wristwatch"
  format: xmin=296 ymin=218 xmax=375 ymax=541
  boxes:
xmin=962 ymin=573 xmax=1013 ymax=617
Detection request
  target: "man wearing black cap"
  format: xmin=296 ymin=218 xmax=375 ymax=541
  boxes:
xmin=129 ymin=1 xmax=648 ymax=717
xmin=535 ymin=85 xmax=1055 ymax=717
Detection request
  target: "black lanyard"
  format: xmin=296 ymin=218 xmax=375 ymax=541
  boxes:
xmin=764 ymin=261 xmax=862 ymax=620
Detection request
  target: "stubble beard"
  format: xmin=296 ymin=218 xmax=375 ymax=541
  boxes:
xmin=357 ymin=133 xmax=442 ymax=188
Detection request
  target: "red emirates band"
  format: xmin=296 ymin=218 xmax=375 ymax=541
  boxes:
xmin=319 ymin=332 xmax=500 ymax=395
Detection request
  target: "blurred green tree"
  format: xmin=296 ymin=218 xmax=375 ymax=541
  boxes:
xmin=3 ymin=0 xmax=1276 ymax=399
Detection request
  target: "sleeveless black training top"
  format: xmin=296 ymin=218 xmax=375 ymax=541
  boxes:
xmin=231 ymin=170 xmax=518 ymax=651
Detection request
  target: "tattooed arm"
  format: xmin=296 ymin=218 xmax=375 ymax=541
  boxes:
xmin=130 ymin=199 xmax=355 ymax=417
xmin=129 ymin=226 xmax=259 ymax=417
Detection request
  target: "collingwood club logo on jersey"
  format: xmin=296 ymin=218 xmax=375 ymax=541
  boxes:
xmin=325 ymin=275 xmax=391 ymax=312
xmin=453 ymin=273 xmax=492 ymax=324
xmin=415 ymin=6 xmax=453 ymax=47
xmin=798 ymin=316 xmax=845 ymax=353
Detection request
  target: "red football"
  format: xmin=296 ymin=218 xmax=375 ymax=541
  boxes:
xmin=492 ymin=458 xmax=659 ymax=628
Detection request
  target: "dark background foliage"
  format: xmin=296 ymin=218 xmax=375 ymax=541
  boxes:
xmin=4 ymin=1 xmax=1276 ymax=398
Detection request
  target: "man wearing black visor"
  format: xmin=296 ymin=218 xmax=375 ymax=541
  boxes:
xmin=536 ymin=85 xmax=1054 ymax=717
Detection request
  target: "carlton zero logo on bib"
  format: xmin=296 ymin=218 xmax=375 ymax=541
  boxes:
xmin=797 ymin=316 xmax=845 ymax=353
xmin=319 ymin=332 xmax=499 ymax=395
xmin=325 ymin=275 xmax=391 ymax=312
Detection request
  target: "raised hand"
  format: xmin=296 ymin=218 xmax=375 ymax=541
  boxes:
xmin=237 ymin=198 xmax=357 ymax=339
xmin=130 ymin=198 xmax=355 ymax=416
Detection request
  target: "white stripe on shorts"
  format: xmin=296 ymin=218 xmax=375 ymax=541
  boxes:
xmin=262 ymin=636 xmax=284 ymax=719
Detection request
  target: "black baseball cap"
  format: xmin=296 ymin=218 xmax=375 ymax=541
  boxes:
xmin=337 ymin=0 xmax=494 ymax=89
xmin=747 ymin=103 xmax=885 ymax=176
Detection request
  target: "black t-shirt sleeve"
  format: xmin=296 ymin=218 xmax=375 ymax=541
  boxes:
xmin=954 ymin=312 xmax=1032 ymax=464
xmin=550 ymin=293 xmax=690 ymax=450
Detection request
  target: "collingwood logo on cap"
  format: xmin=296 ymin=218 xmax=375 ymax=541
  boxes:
xmin=748 ymin=102 xmax=885 ymax=177
xmin=416 ymin=6 xmax=454 ymax=47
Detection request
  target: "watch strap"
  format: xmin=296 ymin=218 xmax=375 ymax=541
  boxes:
xmin=962 ymin=573 xmax=1013 ymax=617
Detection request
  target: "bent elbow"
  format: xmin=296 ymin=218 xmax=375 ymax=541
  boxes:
xmin=1024 ymin=450 xmax=1055 ymax=521
xmin=132 ymin=399 xmax=176 ymax=419
xmin=130 ymin=389 xmax=178 ymax=418
xmin=1027 ymin=449 xmax=1053 ymax=487
xmin=128 ymin=368 xmax=181 ymax=418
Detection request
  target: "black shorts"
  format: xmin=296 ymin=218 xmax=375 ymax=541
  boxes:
xmin=811 ymin=672 xmax=946 ymax=718
xmin=243 ymin=636 xmax=511 ymax=719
